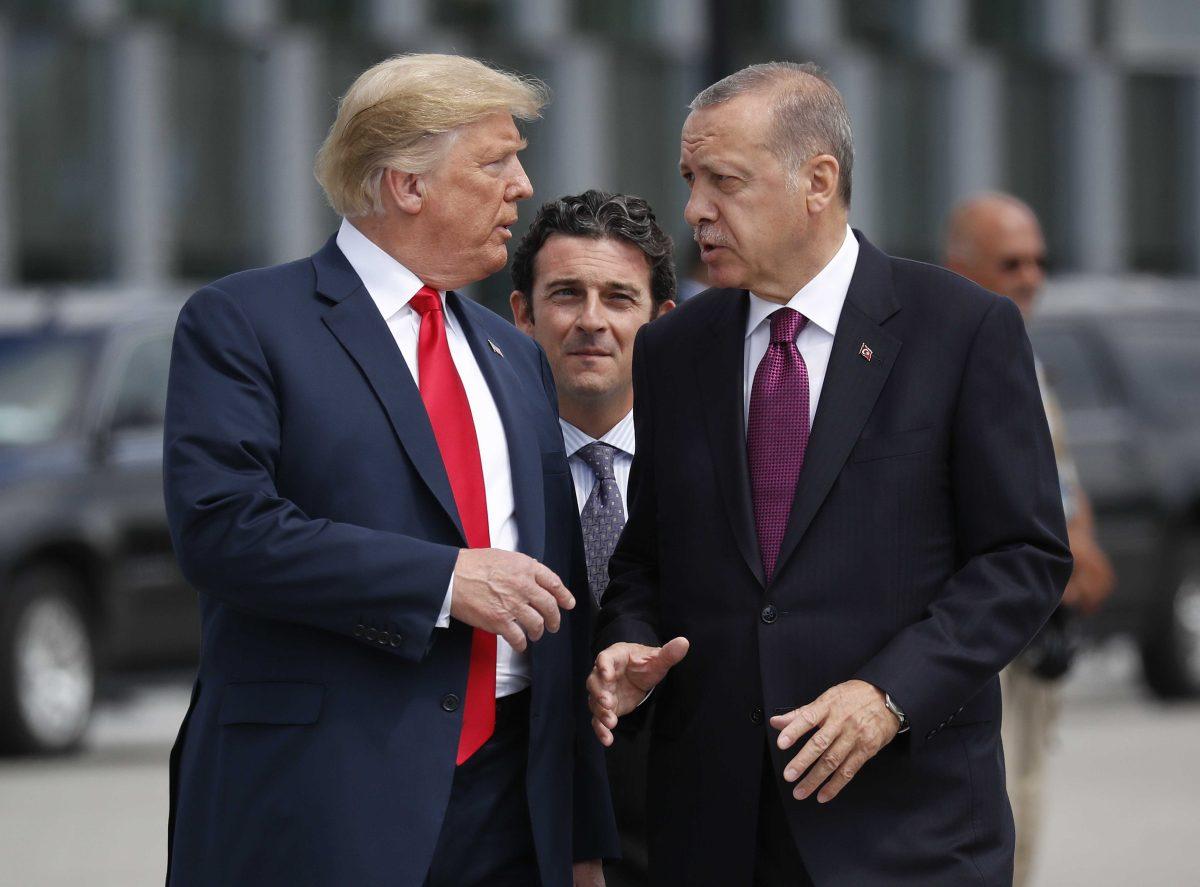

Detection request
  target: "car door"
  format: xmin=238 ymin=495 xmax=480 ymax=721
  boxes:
xmin=1029 ymin=319 xmax=1160 ymax=630
xmin=90 ymin=323 xmax=198 ymax=665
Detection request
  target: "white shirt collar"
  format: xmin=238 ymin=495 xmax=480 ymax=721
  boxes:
xmin=560 ymin=410 xmax=636 ymax=459
xmin=336 ymin=218 xmax=445 ymax=320
xmin=745 ymin=225 xmax=859 ymax=339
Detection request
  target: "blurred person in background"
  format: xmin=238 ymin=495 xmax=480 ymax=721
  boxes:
xmin=510 ymin=189 xmax=677 ymax=887
xmin=162 ymin=54 xmax=616 ymax=887
xmin=587 ymin=62 xmax=1071 ymax=886
xmin=944 ymin=191 xmax=1116 ymax=887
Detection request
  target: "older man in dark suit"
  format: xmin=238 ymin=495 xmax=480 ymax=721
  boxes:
xmin=587 ymin=62 xmax=1071 ymax=886
xmin=163 ymin=54 xmax=615 ymax=887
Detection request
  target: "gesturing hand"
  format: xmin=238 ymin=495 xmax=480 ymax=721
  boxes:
xmin=449 ymin=548 xmax=576 ymax=652
xmin=769 ymin=679 xmax=901 ymax=804
xmin=587 ymin=638 xmax=690 ymax=746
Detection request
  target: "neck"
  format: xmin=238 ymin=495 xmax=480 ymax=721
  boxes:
xmin=349 ymin=215 xmax=445 ymax=287
xmin=756 ymin=215 xmax=848 ymax=305
xmin=560 ymin=394 xmax=631 ymax=441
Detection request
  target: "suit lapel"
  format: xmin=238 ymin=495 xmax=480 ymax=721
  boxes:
xmin=448 ymin=293 xmax=546 ymax=563
xmin=693 ymin=290 xmax=766 ymax=587
xmin=314 ymin=237 xmax=466 ymax=544
xmin=772 ymin=233 xmax=901 ymax=583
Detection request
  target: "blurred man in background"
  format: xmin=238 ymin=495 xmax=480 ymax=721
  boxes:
xmin=511 ymin=189 xmax=676 ymax=887
xmin=944 ymin=191 xmax=1116 ymax=887
xmin=162 ymin=54 xmax=616 ymax=887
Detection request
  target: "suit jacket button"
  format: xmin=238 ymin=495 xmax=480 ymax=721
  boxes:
xmin=441 ymin=693 xmax=460 ymax=712
xmin=926 ymin=730 xmax=937 ymax=740
xmin=353 ymin=624 xmax=365 ymax=638
xmin=366 ymin=628 xmax=377 ymax=641
xmin=389 ymin=634 xmax=402 ymax=647
xmin=377 ymin=631 xmax=390 ymax=645
xmin=761 ymin=605 xmax=778 ymax=624
xmin=750 ymin=707 xmax=764 ymax=725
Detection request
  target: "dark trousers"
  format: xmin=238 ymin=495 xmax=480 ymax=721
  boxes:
xmin=424 ymin=690 xmax=540 ymax=887
xmin=753 ymin=748 xmax=813 ymax=887
xmin=602 ymin=713 xmax=653 ymax=887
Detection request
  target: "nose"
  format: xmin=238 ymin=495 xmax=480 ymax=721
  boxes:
xmin=509 ymin=158 xmax=534 ymax=201
xmin=577 ymin=293 xmax=607 ymax=332
xmin=684 ymin=184 xmax=715 ymax=228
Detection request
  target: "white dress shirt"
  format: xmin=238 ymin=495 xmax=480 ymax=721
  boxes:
xmin=561 ymin=410 xmax=635 ymax=515
xmin=744 ymin=225 xmax=859 ymax=428
xmin=336 ymin=219 xmax=529 ymax=697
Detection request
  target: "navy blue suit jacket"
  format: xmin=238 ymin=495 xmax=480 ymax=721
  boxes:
xmin=597 ymin=232 xmax=1072 ymax=886
xmin=163 ymin=236 xmax=617 ymax=886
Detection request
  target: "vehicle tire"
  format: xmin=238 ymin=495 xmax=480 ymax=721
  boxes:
xmin=1141 ymin=534 xmax=1200 ymax=699
xmin=0 ymin=565 xmax=96 ymax=754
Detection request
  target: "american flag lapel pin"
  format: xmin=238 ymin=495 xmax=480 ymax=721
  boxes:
xmin=858 ymin=342 xmax=873 ymax=362
xmin=488 ymin=338 xmax=504 ymax=358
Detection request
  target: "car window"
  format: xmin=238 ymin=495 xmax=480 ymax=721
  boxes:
xmin=0 ymin=333 xmax=96 ymax=445
xmin=1027 ymin=326 xmax=1110 ymax=411
xmin=1114 ymin=318 xmax=1200 ymax=416
xmin=110 ymin=334 xmax=172 ymax=432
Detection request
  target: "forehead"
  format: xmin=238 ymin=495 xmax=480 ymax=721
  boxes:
xmin=680 ymin=94 xmax=773 ymax=162
xmin=981 ymin=209 xmax=1046 ymax=259
xmin=532 ymin=234 xmax=653 ymax=289
xmin=452 ymin=111 xmax=525 ymax=155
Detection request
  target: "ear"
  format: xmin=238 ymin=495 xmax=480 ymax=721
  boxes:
xmin=510 ymin=290 xmax=535 ymax=333
xmin=653 ymin=299 xmax=677 ymax=320
xmin=804 ymin=154 xmax=840 ymax=214
xmin=383 ymin=168 xmax=424 ymax=215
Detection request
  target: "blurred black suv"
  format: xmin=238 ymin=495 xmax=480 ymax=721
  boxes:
xmin=1030 ymin=281 xmax=1200 ymax=699
xmin=0 ymin=298 xmax=196 ymax=753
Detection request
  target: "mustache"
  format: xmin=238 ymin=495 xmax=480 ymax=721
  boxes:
xmin=693 ymin=224 xmax=730 ymax=247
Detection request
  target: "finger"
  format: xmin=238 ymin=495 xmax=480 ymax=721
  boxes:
xmin=769 ymin=709 xmax=802 ymax=729
xmin=782 ymin=721 xmax=838 ymax=783
xmin=777 ymin=702 xmax=823 ymax=750
xmin=658 ymin=636 xmax=690 ymax=668
xmin=793 ymin=731 xmax=855 ymax=800
xmin=513 ymin=605 xmax=545 ymax=643
xmin=595 ymin=646 xmax=628 ymax=682
xmin=535 ymin=564 xmax=575 ymax=610
xmin=499 ymin=619 xmax=527 ymax=653
xmin=816 ymin=747 xmax=873 ymax=804
xmin=526 ymin=588 xmax=562 ymax=633
xmin=591 ymin=716 xmax=614 ymax=747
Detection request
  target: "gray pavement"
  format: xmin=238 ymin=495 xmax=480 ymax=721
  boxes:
xmin=0 ymin=644 xmax=1197 ymax=886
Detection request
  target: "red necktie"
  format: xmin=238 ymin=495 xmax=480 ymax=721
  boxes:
xmin=410 ymin=286 xmax=495 ymax=764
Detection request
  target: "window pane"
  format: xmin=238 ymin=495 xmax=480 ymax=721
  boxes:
xmin=1027 ymin=326 xmax=1110 ymax=411
xmin=112 ymin=335 xmax=173 ymax=430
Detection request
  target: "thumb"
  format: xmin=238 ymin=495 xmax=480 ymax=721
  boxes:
xmin=644 ymin=636 xmax=689 ymax=678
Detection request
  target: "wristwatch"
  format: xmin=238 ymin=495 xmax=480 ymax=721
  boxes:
xmin=884 ymin=693 xmax=909 ymax=733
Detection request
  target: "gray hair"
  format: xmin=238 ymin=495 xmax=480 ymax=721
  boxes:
xmin=690 ymin=61 xmax=853 ymax=205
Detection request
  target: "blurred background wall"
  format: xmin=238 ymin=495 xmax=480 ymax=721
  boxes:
xmin=2 ymin=0 xmax=1199 ymax=313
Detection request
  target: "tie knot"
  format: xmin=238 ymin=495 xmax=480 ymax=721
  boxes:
xmin=410 ymin=286 xmax=442 ymax=316
xmin=769 ymin=308 xmax=807 ymax=345
xmin=576 ymin=442 xmax=617 ymax=480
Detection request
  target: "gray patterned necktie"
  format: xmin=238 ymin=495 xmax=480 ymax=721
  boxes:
xmin=577 ymin=442 xmax=625 ymax=605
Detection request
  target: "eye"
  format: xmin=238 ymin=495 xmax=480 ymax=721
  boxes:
xmin=681 ymin=171 xmax=694 ymax=185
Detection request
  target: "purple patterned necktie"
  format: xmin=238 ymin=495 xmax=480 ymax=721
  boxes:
xmin=747 ymin=307 xmax=810 ymax=582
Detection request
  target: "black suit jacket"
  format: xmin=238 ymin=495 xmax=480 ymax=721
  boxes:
xmin=163 ymin=236 xmax=617 ymax=887
xmin=596 ymin=231 xmax=1071 ymax=886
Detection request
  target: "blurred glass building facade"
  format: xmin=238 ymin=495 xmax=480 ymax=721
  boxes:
xmin=1 ymin=0 xmax=1198 ymax=310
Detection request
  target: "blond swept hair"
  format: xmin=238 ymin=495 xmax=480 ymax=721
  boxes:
xmin=315 ymin=54 xmax=549 ymax=218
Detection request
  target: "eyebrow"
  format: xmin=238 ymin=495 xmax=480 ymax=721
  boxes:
xmin=541 ymin=276 xmax=645 ymax=293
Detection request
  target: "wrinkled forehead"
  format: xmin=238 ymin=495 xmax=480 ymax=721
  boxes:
xmin=680 ymin=98 xmax=772 ymax=163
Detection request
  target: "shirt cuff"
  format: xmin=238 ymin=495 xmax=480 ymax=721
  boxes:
xmin=435 ymin=576 xmax=453 ymax=629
